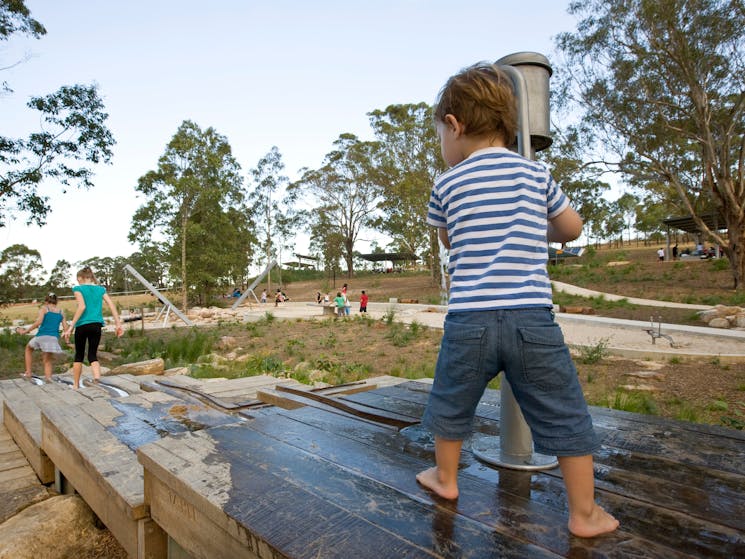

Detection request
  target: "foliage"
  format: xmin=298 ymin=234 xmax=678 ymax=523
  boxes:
xmin=604 ymin=390 xmax=658 ymax=415
xmin=246 ymin=146 xmax=300 ymax=291
xmin=291 ymin=134 xmax=382 ymax=276
xmin=555 ymin=0 xmax=745 ymax=287
xmin=0 ymin=83 xmax=115 ymax=227
xmin=367 ymin=103 xmax=447 ymax=285
xmin=129 ymin=120 xmax=253 ymax=308
xmin=106 ymin=327 xmax=215 ymax=367
xmin=46 ymin=259 xmax=72 ymax=293
xmin=0 ymin=243 xmax=43 ymax=302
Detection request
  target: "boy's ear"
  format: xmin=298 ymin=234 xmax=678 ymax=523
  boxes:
xmin=444 ymin=114 xmax=465 ymax=137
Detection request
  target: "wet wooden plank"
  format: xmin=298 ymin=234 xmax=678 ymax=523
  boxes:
xmin=350 ymin=382 xmax=745 ymax=474
xmin=139 ymin=423 xmax=559 ymax=559
xmin=249 ymin=406 xmax=699 ymax=559
xmin=338 ymin=383 xmax=745 ymax=557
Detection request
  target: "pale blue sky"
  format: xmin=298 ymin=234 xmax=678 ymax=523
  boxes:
xmin=1 ymin=0 xmax=577 ymax=274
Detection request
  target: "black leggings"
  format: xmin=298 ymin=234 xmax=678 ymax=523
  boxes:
xmin=74 ymin=322 xmax=102 ymax=364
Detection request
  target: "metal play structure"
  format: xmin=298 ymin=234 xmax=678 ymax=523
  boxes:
xmin=230 ymin=259 xmax=277 ymax=310
xmin=123 ymin=265 xmax=193 ymax=327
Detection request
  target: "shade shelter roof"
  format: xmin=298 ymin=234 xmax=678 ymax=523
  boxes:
xmin=358 ymin=252 xmax=418 ymax=263
xmin=662 ymin=212 xmax=726 ymax=233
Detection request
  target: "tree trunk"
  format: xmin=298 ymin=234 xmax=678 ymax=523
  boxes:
xmin=181 ymin=215 xmax=188 ymax=311
xmin=728 ymin=225 xmax=745 ymax=290
xmin=429 ymin=227 xmax=442 ymax=288
xmin=345 ymin=238 xmax=354 ymax=278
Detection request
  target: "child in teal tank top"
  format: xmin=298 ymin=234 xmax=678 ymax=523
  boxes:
xmin=63 ymin=267 xmax=123 ymax=389
xmin=18 ymin=293 xmax=69 ymax=382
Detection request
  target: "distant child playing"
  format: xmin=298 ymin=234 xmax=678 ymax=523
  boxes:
xmin=63 ymin=267 xmax=123 ymax=389
xmin=359 ymin=290 xmax=368 ymax=313
xmin=416 ymin=62 xmax=619 ymax=538
xmin=333 ymin=291 xmax=346 ymax=317
xmin=18 ymin=293 xmax=68 ymax=382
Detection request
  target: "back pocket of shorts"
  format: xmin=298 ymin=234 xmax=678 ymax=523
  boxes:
xmin=442 ymin=325 xmax=486 ymax=380
xmin=518 ymin=325 xmax=573 ymax=391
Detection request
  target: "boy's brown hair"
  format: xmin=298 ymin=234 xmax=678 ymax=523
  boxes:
xmin=434 ymin=62 xmax=518 ymax=146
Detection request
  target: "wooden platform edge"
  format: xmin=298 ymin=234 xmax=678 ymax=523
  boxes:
xmin=40 ymin=404 xmax=166 ymax=559
xmin=2 ymin=399 xmax=54 ymax=484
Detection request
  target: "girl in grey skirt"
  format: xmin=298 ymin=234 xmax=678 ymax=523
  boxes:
xmin=18 ymin=293 xmax=68 ymax=382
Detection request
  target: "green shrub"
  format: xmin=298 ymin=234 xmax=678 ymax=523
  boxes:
xmin=578 ymin=338 xmax=609 ymax=364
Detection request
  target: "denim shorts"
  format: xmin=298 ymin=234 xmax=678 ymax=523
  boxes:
xmin=422 ymin=308 xmax=599 ymax=456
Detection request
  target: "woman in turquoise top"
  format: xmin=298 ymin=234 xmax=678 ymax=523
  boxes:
xmin=18 ymin=293 xmax=68 ymax=382
xmin=63 ymin=267 xmax=123 ymax=389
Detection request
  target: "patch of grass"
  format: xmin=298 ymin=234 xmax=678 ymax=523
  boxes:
xmin=604 ymin=390 xmax=658 ymax=415
xmin=385 ymin=321 xmax=424 ymax=347
xmin=577 ymin=338 xmax=610 ymax=364
xmin=710 ymin=258 xmax=730 ymax=271
xmin=674 ymin=403 xmax=700 ymax=423
xmin=381 ymin=308 xmax=397 ymax=326
xmin=320 ymin=332 xmax=337 ymax=348
xmin=243 ymin=353 xmax=285 ymax=376
xmin=708 ymin=399 xmax=729 ymax=412
xmin=668 ymin=356 xmax=682 ymax=365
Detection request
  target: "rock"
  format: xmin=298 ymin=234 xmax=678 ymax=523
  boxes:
xmin=734 ymin=313 xmax=745 ymax=328
xmin=200 ymin=309 xmax=215 ymax=318
xmin=560 ymin=306 xmax=596 ymax=315
xmin=216 ymin=336 xmax=238 ymax=350
xmin=163 ymin=366 xmax=190 ymax=376
xmin=620 ymin=384 xmax=659 ymax=392
xmin=624 ymin=371 xmax=665 ymax=380
xmin=0 ymin=484 xmax=50 ymax=524
xmin=95 ymin=350 xmax=118 ymax=362
xmin=0 ymin=495 xmax=97 ymax=559
xmin=708 ymin=317 xmax=731 ymax=329
xmin=697 ymin=309 xmax=721 ymax=322
xmin=106 ymin=358 xmax=165 ymax=376
xmin=606 ymin=261 xmax=631 ymax=267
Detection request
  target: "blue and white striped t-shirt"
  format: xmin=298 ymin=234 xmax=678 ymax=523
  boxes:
xmin=427 ymin=147 xmax=570 ymax=312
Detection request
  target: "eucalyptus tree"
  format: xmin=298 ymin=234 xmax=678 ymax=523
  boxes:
xmin=367 ymin=103 xmax=447 ymax=285
xmin=556 ymin=0 xmax=745 ymax=286
xmin=291 ymin=134 xmax=382 ymax=277
xmin=1 ymin=2 xmax=114 ymax=227
xmin=540 ymin=126 xmax=613 ymax=246
xmin=129 ymin=121 xmax=249 ymax=308
xmin=0 ymin=243 xmax=43 ymax=302
xmin=247 ymin=146 xmax=300 ymax=291
xmin=46 ymin=259 xmax=72 ymax=293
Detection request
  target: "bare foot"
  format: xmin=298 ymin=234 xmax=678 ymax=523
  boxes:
xmin=416 ymin=467 xmax=459 ymax=500
xmin=20 ymin=372 xmax=31 ymax=379
xmin=568 ymin=504 xmax=619 ymax=538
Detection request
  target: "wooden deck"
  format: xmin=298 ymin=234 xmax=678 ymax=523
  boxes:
xmin=138 ymin=381 xmax=745 ymax=559
xmin=1 ymin=374 xmax=743 ymax=558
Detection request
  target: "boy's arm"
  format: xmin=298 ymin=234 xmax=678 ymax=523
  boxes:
xmin=547 ymin=206 xmax=583 ymax=243
xmin=437 ymin=227 xmax=451 ymax=250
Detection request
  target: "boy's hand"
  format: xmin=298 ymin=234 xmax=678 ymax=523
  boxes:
xmin=115 ymin=325 xmax=124 ymax=338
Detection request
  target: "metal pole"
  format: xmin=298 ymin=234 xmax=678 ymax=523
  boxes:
xmin=471 ymin=55 xmax=559 ymax=471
